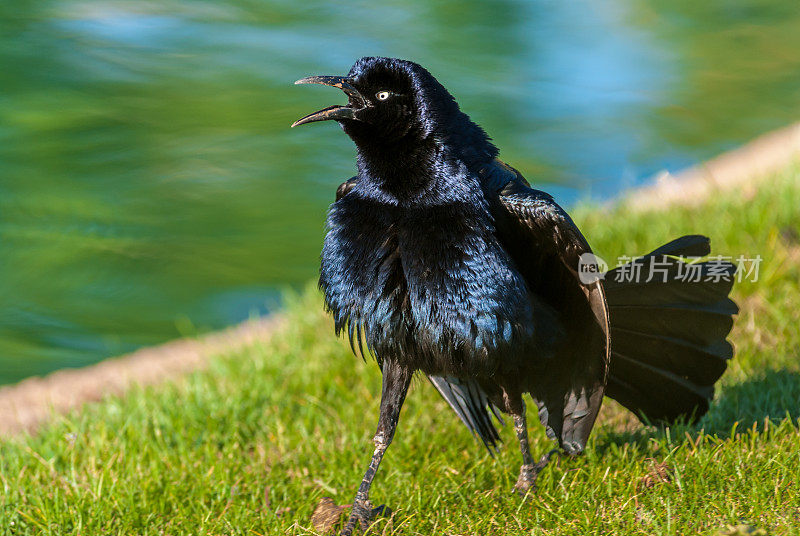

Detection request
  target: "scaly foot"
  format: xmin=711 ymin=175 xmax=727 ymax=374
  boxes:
xmin=340 ymin=500 xmax=392 ymax=536
xmin=514 ymin=463 xmax=539 ymax=496
xmin=514 ymin=449 xmax=558 ymax=498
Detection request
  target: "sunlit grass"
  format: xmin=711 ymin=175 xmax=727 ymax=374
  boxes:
xmin=1 ymin=166 xmax=799 ymax=535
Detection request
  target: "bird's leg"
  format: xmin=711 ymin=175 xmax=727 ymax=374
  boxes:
xmin=504 ymin=392 xmax=555 ymax=497
xmin=340 ymin=360 xmax=412 ymax=536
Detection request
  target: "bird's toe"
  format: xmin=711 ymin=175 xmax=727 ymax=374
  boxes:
xmin=514 ymin=464 xmax=538 ymax=498
xmin=340 ymin=500 xmax=392 ymax=536
xmin=562 ymin=441 xmax=583 ymax=456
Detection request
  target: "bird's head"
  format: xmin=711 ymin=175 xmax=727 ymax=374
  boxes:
xmin=292 ymin=57 xmax=496 ymax=168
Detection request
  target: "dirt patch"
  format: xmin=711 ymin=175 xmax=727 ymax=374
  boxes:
xmin=624 ymin=122 xmax=800 ymax=211
xmin=311 ymin=497 xmax=350 ymax=534
xmin=0 ymin=316 xmax=283 ymax=438
xmin=637 ymin=460 xmax=674 ymax=491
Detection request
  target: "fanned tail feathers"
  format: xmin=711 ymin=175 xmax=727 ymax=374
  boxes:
xmin=432 ymin=234 xmax=737 ymax=448
xmin=603 ymin=235 xmax=738 ymax=423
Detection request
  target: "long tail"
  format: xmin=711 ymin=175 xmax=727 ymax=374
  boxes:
xmin=603 ymin=235 xmax=738 ymax=423
xmin=430 ymin=235 xmax=737 ymax=450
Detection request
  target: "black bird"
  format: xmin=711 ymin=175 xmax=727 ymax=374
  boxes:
xmin=292 ymin=57 xmax=737 ymax=535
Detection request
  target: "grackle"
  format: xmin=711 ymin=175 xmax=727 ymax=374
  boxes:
xmin=292 ymin=57 xmax=737 ymax=535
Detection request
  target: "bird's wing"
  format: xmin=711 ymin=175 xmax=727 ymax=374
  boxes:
xmin=427 ymin=376 xmax=504 ymax=455
xmin=481 ymin=159 xmax=610 ymax=454
xmin=336 ymin=176 xmax=359 ymax=201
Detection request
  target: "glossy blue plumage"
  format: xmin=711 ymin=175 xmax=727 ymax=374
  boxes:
xmin=320 ymin=154 xmax=544 ymax=378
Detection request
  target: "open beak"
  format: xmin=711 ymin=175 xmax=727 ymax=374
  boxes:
xmin=291 ymin=76 xmax=367 ymax=128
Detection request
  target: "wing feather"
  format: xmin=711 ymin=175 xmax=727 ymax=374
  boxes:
xmin=482 ymin=159 xmax=610 ymax=454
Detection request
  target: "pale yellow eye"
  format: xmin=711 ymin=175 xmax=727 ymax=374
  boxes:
xmin=376 ymin=91 xmax=390 ymax=101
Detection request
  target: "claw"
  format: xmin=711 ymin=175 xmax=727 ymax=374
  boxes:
xmin=514 ymin=463 xmax=538 ymax=497
xmin=370 ymin=504 xmax=392 ymax=518
xmin=340 ymin=501 xmax=392 ymax=536
xmin=514 ymin=448 xmax=559 ymax=498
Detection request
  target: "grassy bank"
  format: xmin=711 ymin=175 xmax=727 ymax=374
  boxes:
xmin=2 ymin=166 xmax=800 ymax=535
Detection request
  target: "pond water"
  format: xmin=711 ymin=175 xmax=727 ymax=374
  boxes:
xmin=2 ymin=0 xmax=799 ymax=384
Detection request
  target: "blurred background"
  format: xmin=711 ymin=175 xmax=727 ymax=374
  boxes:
xmin=1 ymin=0 xmax=799 ymax=385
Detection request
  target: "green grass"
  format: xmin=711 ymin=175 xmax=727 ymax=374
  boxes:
xmin=2 ymin=166 xmax=800 ymax=535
